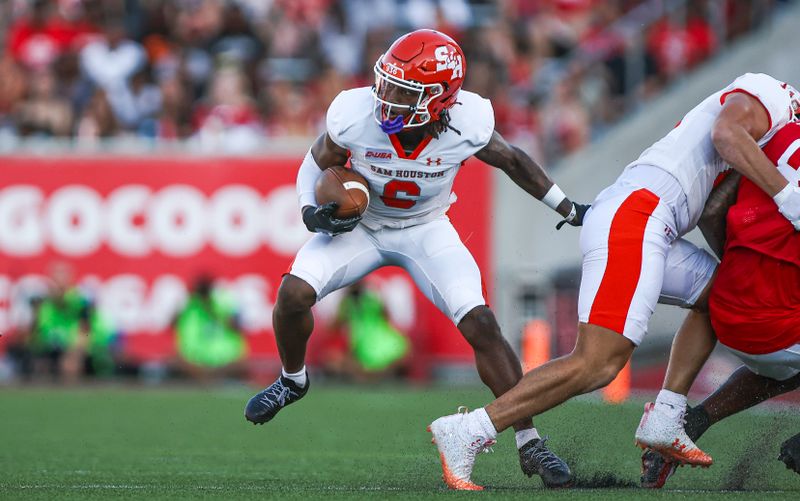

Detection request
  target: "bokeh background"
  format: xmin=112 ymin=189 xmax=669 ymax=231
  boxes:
xmin=0 ymin=0 xmax=797 ymax=401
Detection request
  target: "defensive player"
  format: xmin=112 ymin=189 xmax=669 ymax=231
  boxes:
xmin=243 ymin=30 xmax=587 ymax=488
xmin=638 ymin=121 xmax=800 ymax=487
xmin=427 ymin=72 xmax=800 ymax=489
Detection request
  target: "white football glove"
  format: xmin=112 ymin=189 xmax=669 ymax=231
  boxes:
xmin=773 ymin=183 xmax=800 ymax=231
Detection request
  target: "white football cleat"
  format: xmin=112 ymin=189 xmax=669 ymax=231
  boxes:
xmin=634 ymin=402 xmax=712 ymax=467
xmin=428 ymin=408 xmax=495 ymax=491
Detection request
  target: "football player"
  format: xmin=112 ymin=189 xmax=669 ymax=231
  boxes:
xmin=243 ymin=29 xmax=587 ymax=489
xmin=427 ymin=72 xmax=800 ymax=488
xmin=638 ymin=121 xmax=800 ymax=487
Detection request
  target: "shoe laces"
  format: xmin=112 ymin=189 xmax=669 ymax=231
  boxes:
xmin=260 ymin=381 xmax=291 ymax=408
xmin=524 ymin=437 xmax=563 ymax=470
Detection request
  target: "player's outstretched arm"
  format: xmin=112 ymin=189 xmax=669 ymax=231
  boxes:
xmin=697 ymin=171 xmax=741 ymax=259
xmin=475 ymin=131 xmax=588 ymax=227
xmin=297 ymin=133 xmax=360 ymax=236
xmin=712 ymin=93 xmax=800 ymax=229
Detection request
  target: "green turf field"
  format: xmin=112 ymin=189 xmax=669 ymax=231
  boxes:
xmin=1 ymin=385 xmax=797 ymax=499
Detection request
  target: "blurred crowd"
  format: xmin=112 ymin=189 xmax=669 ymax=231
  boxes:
xmin=0 ymin=0 xmax=790 ymax=161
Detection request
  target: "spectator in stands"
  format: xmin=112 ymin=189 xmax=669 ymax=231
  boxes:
xmin=6 ymin=0 xmax=56 ymax=70
xmin=127 ymin=64 xmax=163 ymax=137
xmin=210 ymin=3 xmax=264 ymax=67
xmin=79 ymin=16 xmax=146 ymax=129
xmin=539 ymin=76 xmax=590 ymax=159
xmin=173 ymin=275 xmax=248 ymax=382
xmin=646 ymin=5 xmax=717 ymax=86
xmin=191 ymin=64 xmax=263 ymax=152
xmin=14 ymin=67 xmax=73 ymax=137
xmin=0 ymin=0 xmax=786 ymax=160
xmin=0 ymin=54 xmax=28 ymax=132
xmin=75 ymin=88 xmax=117 ymax=141
xmin=156 ymin=75 xmax=192 ymax=139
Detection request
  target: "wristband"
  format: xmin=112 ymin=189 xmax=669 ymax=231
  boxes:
xmin=565 ymin=203 xmax=577 ymax=222
xmin=773 ymin=182 xmax=793 ymax=207
xmin=542 ymin=184 xmax=567 ymax=211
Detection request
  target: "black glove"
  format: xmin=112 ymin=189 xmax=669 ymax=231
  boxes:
xmin=556 ymin=203 xmax=590 ymax=230
xmin=302 ymin=203 xmax=361 ymax=236
xmin=778 ymin=432 xmax=800 ymax=474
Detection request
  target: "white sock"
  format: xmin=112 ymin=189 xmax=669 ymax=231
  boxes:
xmin=655 ymin=389 xmax=687 ymax=419
xmin=515 ymin=428 xmax=541 ymax=449
xmin=281 ymin=366 xmax=307 ymax=388
xmin=468 ymin=408 xmax=498 ymax=440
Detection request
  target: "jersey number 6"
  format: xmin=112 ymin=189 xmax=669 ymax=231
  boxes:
xmin=380 ymin=180 xmax=420 ymax=209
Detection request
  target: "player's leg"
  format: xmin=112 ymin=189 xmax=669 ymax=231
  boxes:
xmin=390 ymin=219 xmax=523 ymax=406
xmin=456 ymin=300 xmax=573 ymax=485
xmin=635 ymin=240 xmax=719 ymax=466
xmin=480 ymin=187 xmax=669 ymax=426
xmin=697 ymin=365 xmax=800 ymax=427
xmin=656 ymin=239 xmax=720 ymax=397
xmin=642 ymin=244 xmax=800 ymax=486
xmin=458 ymin=307 xmax=537 ymax=429
xmin=245 ymin=227 xmax=384 ymax=424
xmin=487 ymin=323 xmax=635 ymax=427
xmin=392 ymin=219 xmax=571 ymax=488
xmin=644 ymin=359 xmax=800 ymax=486
xmin=428 ymin=188 xmax=682 ymax=485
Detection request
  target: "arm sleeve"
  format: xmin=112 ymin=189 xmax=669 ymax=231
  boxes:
xmin=721 ymin=73 xmax=793 ymax=137
xmin=297 ymin=149 xmax=323 ymax=209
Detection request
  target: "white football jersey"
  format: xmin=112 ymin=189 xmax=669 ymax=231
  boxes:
xmin=626 ymin=73 xmax=796 ymax=233
xmin=326 ymin=87 xmax=494 ymax=230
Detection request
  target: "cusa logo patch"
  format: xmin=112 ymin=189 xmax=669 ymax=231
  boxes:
xmin=366 ymin=149 xmax=393 ymax=162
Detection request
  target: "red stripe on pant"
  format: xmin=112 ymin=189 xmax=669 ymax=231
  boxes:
xmin=588 ymin=189 xmax=660 ymax=334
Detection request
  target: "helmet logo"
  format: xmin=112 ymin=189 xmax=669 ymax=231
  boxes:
xmin=434 ymin=46 xmax=463 ymax=79
xmin=384 ymin=62 xmax=404 ymax=79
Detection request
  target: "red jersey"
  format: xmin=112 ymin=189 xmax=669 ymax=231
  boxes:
xmin=724 ymin=121 xmax=800 ymax=264
xmin=710 ymin=122 xmax=800 ymax=354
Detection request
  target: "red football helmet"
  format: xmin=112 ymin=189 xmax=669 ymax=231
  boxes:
xmin=373 ymin=29 xmax=466 ymax=133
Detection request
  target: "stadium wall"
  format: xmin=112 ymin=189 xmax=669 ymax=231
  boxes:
xmin=0 ymin=156 xmax=493 ymax=375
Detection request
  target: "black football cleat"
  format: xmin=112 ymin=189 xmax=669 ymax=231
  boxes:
xmin=641 ymin=448 xmax=677 ymax=488
xmin=519 ymin=437 xmax=573 ymax=488
xmin=778 ymin=432 xmax=800 ymax=474
xmin=244 ymin=375 xmax=309 ymax=424
xmin=640 ymin=405 xmax=712 ymax=488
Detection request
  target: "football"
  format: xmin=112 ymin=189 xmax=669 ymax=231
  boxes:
xmin=314 ymin=166 xmax=370 ymax=218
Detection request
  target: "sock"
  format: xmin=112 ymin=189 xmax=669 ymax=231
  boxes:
xmin=281 ymin=366 xmax=307 ymax=388
xmin=468 ymin=408 xmax=498 ymax=441
xmin=515 ymin=428 xmax=541 ymax=449
xmin=655 ymin=389 xmax=687 ymax=419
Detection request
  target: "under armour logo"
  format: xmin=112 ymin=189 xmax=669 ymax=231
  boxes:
xmin=426 ymin=157 xmax=442 ymax=166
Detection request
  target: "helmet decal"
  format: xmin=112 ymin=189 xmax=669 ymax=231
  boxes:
xmin=434 ymin=46 xmax=463 ymax=79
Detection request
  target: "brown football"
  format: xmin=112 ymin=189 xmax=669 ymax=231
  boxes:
xmin=314 ymin=166 xmax=370 ymax=218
